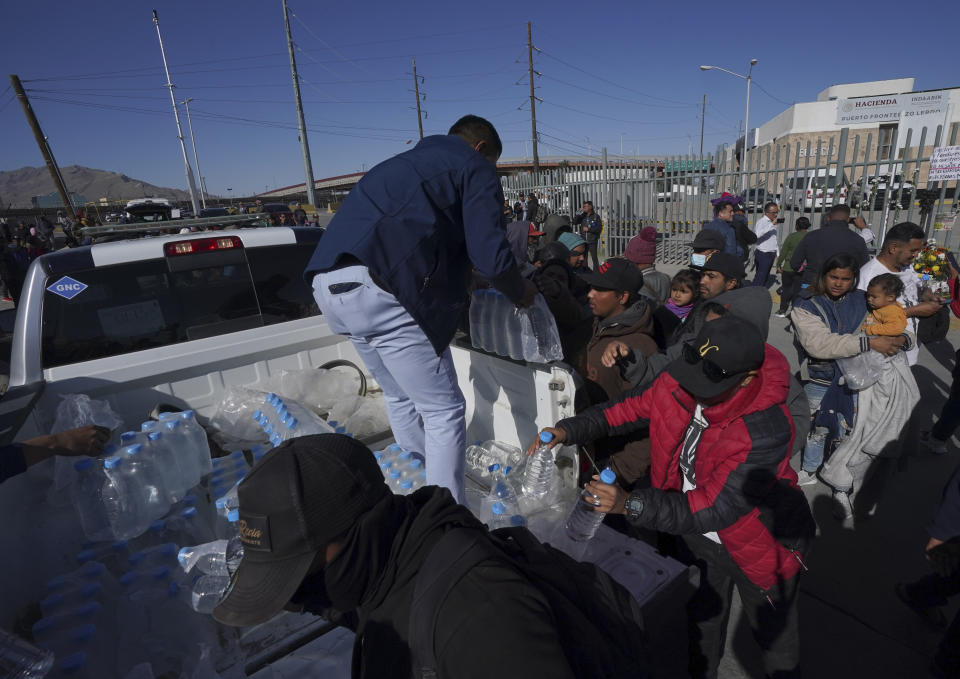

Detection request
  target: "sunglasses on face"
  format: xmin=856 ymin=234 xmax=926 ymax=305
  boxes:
xmin=682 ymin=341 xmax=735 ymax=383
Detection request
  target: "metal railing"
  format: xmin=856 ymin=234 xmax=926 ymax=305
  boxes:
xmin=502 ymin=124 xmax=960 ymax=265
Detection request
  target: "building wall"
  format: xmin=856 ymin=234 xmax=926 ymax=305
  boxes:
xmin=817 ymin=78 xmax=915 ymax=101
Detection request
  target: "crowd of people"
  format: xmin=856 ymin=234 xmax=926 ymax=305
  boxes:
xmin=6 ymin=114 xmax=956 ymax=677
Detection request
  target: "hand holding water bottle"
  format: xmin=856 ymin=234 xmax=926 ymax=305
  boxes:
xmin=524 ymin=427 xmax=566 ymax=456
xmin=584 ymin=473 xmax=629 ymax=514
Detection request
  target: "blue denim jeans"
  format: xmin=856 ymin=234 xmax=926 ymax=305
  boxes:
xmin=312 ymin=266 xmax=466 ymax=503
xmin=800 ymin=381 xmax=852 ymax=473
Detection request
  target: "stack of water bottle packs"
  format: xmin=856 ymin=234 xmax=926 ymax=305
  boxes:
xmin=371 ymin=443 xmax=426 ymax=495
xmin=468 ymin=289 xmax=563 ymax=363
xmin=249 ymin=392 xmax=340 ymax=446
xmin=47 ymin=411 xmax=264 ymax=676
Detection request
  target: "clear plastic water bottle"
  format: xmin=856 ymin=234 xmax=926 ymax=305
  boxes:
xmin=71 ymin=458 xmax=112 ymax=542
xmin=122 ymin=444 xmax=171 ymax=521
xmin=143 ymin=431 xmax=186 ymax=503
xmin=119 ymin=431 xmax=140 ymax=447
xmin=178 ymin=536 xmax=243 ymax=577
xmin=387 ymin=468 xmax=404 ymax=492
xmin=377 ymin=459 xmax=394 ymax=478
xmin=162 ymin=419 xmax=200 ymax=491
xmin=189 ymin=574 xmax=232 ymax=614
xmin=469 ymin=289 xmax=488 ymax=352
xmin=464 ymin=441 xmax=494 ymax=475
xmin=39 ymin=581 xmax=103 ymax=618
xmin=398 ymin=479 xmax=414 ymax=495
xmin=487 ymin=464 xmax=519 ymax=509
xmin=403 ymin=458 xmax=424 ymax=479
xmin=169 ymin=506 xmax=215 ymax=546
xmin=505 ymin=303 xmax=524 ymax=361
xmin=521 ymin=431 xmax=555 ymax=500
xmin=0 ymin=627 xmax=54 ymax=678
xmin=490 ymin=502 xmax=511 ymax=529
xmin=101 ymin=456 xmax=147 ymax=541
xmin=564 ymin=468 xmax=617 ymax=542
xmin=120 ymin=566 xmax=173 ymax=600
xmin=485 ymin=440 xmax=523 ymax=470
xmin=178 ymin=410 xmax=213 ymax=477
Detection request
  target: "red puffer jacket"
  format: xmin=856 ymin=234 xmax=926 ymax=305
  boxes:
xmin=558 ymin=344 xmax=815 ymax=591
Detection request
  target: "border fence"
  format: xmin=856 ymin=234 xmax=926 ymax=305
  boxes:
xmin=501 ymin=124 xmax=960 ymax=264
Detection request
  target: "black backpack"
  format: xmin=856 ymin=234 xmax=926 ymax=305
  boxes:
xmin=408 ymin=526 xmax=650 ymax=679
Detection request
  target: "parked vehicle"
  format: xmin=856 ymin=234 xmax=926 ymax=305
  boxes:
xmin=123 ymin=198 xmax=174 ymax=223
xmin=259 ymin=202 xmax=294 ymax=225
xmin=860 ymin=174 xmax=915 ymax=210
xmin=739 ymin=188 xmax=775 ymax=211
xmin=782 ymin=169 xmax=849 ymax=210
xmin=198 ymin=207 xmax=230 ymax=218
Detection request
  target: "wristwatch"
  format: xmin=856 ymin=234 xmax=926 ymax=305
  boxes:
xmin=624 ymin=492 xmax=644 ymax=522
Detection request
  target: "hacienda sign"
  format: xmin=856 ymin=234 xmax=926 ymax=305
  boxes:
xmin=836 ymin=92 xmax=946 ymax=126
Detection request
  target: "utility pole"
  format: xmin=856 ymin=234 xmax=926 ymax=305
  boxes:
xmin=179 ymin=97 xmax=206 ymax=209
xmin=282 ymin=0 xmax=318 ymax=208
xmin=527 ymin=21 xmax=540 ymax=175
xmin=152 ymin=10 xmax=199 ymax=215
xmin=9 ymin=74 xmax=74 ymax=215
xmin=699 ymin=94 xmax=706 ymax=157
xmin=412 ymin=58 xmax=424 ymax=140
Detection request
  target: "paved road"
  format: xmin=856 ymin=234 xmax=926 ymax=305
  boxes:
xmin=647 ymin=263 xmax=958 ymax=678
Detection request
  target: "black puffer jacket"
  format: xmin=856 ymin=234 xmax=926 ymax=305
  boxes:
xmin=300 ymin=488 xmax=574 ymax=679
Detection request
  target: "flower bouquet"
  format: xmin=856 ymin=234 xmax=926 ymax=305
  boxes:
xmin=913 ymin=239 xmax=950 ymax=295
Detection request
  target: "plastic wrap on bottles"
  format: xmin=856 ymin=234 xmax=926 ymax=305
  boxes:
xmin=264 ymin=368 xmax=360 ymax=415
xmin=469 ymin=290 xmax=561 ymax=363
xmin=51 ymin=394 xmax=124 ymax=435
xmin=518 ymin=294 xmax=563 ymax=363
xmin=208 ymin=387 xmax=270 ymax=443
xmin=836 ymin=351 xmax=885 ymax=391
xmin=342 ymin=394 xmax=390 ymax=438
xmin=326 ymin=395 xmax=364 ymax=429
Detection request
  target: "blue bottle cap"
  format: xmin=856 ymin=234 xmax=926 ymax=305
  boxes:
xmin=509 ymin=514 xmax=527 ymax=527
xmin=123 ymin=443 xmax=143 ymax=456
xmin=120 ymin=571 xmax=138 ymax=586
xmin=103 ymin=444 xmax=118 ymax=456
xmin=227 ymin=508 xmax=240 ymax=522
xmin=120 ymin=431 xmax=138 ymax=443
xmin=39 ymin=592 xmax=64 ymax=609
xmin=181 ymin=409 xmax=196 ymax=419
xmin=266 ymin=392 xmax=277 ymax=404
xmin=167 ymin=581 xmax=181 ymax=597
xmin=164 ymin=420 xmax=181 ymax=431
xmin=503 ymin=466 xmax=512 ymax=475
xmin=400 ymin=480 xmax=413 ymax=490
xmin=252 ymin=410 xmax=263 ymax=421
xmin=388 ymin=443 xmax=402 ymax=452
xmin=181 ymin=507 xmax=197 ymax=519
xmin=81 ymin=562 xmax=106 ymax=578
xmin=473 ymin=440 xmax=482 ymax=446
xmin=379 ymin=460 xmax=392 ymax=470
xmin=147 ymin=431 xmax=162 ymax=442
xmin=32 ymin=616 xmax=61 ymax=635
xmin=538 ymin=431 xmax=554 ymax=443
xmin=492 ymin=502 xmax=507 ymax=515
xmin=373 ymin=450 xmax=384 ymax=460
xmin=264 ymin=423 xmax=274 ymax=435
xmin=409 ymin=459 xmax=422 ymax=470
xmin=216 ymin=496 xmax=229 ymax=509
xmin=398 ymin=451 xmax=412 ymax=461
xmin=230 ymin=450 xmax=244 ymax=460
xmin=158 ymin=412 xmax=177 ymax=422
xmin=335 ymin=426 xmax=347 ymax=434
xmin=389 ymin=469 xmax=402 ymax=479
xmin=488 ymin=463 xmax=500 ymax=472
xmin=182 ymin=494 xmax=198 ymax=506
xmin=600 ymin=468 xmax=617 ymax=484
xmin=141 ymin=421 xmax=158 ymax=432
xmin=270 ymin=433 xmax=283 ymax=446
xmin=73 ymin=458 xmax=94 ymax=472
xmin=76 ymin=549 xmax=95 ymax=563
xmin=287 ymin=417 xmax=298 ymax=430
xmin=251 ymin=444 xmax=265 ymax=455
xmin=103 ymin=456 xmax=122 ymax=469
xmin=327 ymin=420 xmax=339 ymax=428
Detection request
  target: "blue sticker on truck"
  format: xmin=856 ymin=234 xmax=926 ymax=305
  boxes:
xmin=46 ymin=276 xmax=89 ymax=300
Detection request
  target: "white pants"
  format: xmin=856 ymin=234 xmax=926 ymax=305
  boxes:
xmin=312 ymin=266 xmax=466 ymax=503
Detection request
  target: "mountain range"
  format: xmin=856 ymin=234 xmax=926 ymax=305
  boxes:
xmin=0 ymin=165 xmax=193 ymax=208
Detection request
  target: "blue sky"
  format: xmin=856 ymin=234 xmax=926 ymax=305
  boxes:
xmin=2 ymin=0 xmax=957 ymax=198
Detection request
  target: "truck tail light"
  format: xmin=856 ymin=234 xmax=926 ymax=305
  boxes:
xmin=164 ymin=236 xmax=243 ymax=257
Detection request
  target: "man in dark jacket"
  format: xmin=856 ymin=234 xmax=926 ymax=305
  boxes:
xmin=579 ymin=259 xmax=658 ymax=482
xmin=214 ymin=435 xmax=575 ymax=679
xmin=574 ymin=200 xmax=603 ymax=270
xmin=534 ymin=315 xmax=814 ymax=679
xmin=304 ymin=115 xmax=536 ymax=502
xmin=789 ymin=203 xmax=869 ymax=286
xmin=702 ymin=194 xmax=741 ymax=258
xmin=531 ymin=242 xmax=592 ymax=369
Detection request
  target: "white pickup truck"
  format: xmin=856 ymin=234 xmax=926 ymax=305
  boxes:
xmin=8 ymin=225 xmax=683 ymax=675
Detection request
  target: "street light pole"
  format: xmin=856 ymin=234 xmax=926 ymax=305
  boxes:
xmin=179 ymin=97 xmax=206 ymax=210
xmin=700 ymin=59 xmax=757 ymax=192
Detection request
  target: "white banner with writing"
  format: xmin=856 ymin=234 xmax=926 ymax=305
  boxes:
xmin=929 ymin=145 xmax=960 ymax=182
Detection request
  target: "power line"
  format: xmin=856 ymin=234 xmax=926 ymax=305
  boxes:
xmin=540 ymin=99 xmax=696 ymax=125
xmin=289 ymin=7 xmax=375 ymax=77
xmin=752 ymin=80 xmax=794 ymax=107
xmin=538 ymin=49 xmax=697 ymax=107
xmin=540 ymin=73 xmax=695 ymax=110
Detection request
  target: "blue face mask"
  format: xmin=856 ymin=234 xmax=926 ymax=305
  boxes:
xmin=691 ymin=253 xmax=707 ymax=268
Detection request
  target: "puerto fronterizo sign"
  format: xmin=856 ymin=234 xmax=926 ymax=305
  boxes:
xmin=836 ymin=92 xmax=946 ymax=125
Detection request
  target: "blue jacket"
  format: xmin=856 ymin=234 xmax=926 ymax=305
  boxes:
xmin=304 ymin=135 xmax=524 ymax=354
xmin=702 ymin=218 xmax=740 ymax=257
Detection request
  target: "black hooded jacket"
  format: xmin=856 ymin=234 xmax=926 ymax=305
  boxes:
xmin=296 ymin=487 xmax=574 ymax=679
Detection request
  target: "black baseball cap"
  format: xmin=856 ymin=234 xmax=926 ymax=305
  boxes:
xmin=212 ymin=434 xmax=390 ymax=627
xmin=667 ymin=315 xmax=765 ymax=399
xmin=689 ymin=230 xmax=726 ymax=252
xmin=578 ymin=258 xmax=644 ymax=294
xmin=702 ymin=252 xmax=745 ymax=281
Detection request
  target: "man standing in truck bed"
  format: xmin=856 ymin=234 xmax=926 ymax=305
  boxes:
xmin=305 ymin=115 xmax=535 ymax=503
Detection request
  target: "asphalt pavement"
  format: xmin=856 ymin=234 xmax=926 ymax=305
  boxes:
xmin=648 ymin=263 xmax=959 ymax=679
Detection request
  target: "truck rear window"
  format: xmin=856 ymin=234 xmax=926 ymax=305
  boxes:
xmin=41 ymin=242 xmax=320 ymax=368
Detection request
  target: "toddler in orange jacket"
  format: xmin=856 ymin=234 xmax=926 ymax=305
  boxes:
xmin=863 ymin=273 xmax=907 ymax=336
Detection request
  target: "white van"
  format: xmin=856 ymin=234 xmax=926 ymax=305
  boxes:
xmin=782 ymin=168 xmax=849 ymax=210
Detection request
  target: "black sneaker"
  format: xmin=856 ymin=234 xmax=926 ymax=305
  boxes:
xmin=895 ymin=582 xmax=947 ymax=629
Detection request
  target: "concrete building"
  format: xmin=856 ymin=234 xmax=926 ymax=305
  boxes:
xmin=749 ymin=78 xmax=960 ymax=185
